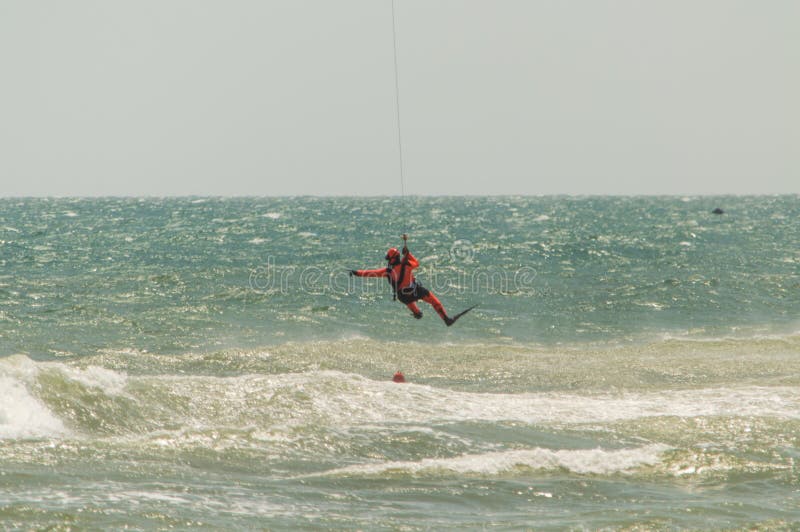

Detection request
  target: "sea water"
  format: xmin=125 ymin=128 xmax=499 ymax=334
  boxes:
xmin=1 ymin=196 xmax=798 ymax=529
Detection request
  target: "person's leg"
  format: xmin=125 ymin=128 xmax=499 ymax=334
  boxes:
xmin=405 ymin=301 xmax=423 ymax=319
xmin=422 ymin=292 xmax=451 ymax=323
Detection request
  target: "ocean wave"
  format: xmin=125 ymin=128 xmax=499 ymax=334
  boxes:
xmin=82 ymin=333 xmax=800 ymax=386
xmin=306 ymin=444 xmax=670 ymax=478
xmin=655 ymin=447 xmax=794 ymax=479
xmin=3 ymin=354 xmax=800 ymax=444
xmin=0 ymin=356 xmax=67 ymax=439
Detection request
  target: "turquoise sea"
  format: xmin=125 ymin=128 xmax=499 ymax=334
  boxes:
xmin=1 ymin=196 xmax=799 ymax=530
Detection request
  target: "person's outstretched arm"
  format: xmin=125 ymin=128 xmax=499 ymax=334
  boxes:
xmin=350 ymin=267 xmax=388 ymax=278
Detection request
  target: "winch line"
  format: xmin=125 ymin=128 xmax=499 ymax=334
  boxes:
xmin=390 ymin=0 xmax=405 ymax=200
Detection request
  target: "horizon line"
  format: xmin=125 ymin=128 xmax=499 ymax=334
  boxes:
xmin=2 ymin=192 xmax=798 ymax=200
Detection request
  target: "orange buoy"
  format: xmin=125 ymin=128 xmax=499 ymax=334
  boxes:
xmin=392 ymin=371 xmax=405 ymax=383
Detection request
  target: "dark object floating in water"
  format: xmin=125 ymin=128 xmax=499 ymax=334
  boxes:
xmin=393 ymin=371 xmax=406 ymax=383
xmin=712 ymin=208 xmax=724 ymax=214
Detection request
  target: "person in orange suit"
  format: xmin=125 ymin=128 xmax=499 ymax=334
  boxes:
xmin=350 ymin=236 xmax=455 ymax=326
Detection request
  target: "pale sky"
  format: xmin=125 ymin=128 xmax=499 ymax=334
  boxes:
xmin=1 ymin=1 xmax=797 ymax=196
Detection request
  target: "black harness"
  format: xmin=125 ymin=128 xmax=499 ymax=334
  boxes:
xmin=387 ymin=258 xmax=408 ymax=301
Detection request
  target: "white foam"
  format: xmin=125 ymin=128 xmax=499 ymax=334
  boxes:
xmin=262 ymin=212 xmax=281 ymax=219
xmin=0 ymin=355 xmax=132 ymax=440
xmin=0 ymin=376 xmax=66 ymax=439
xmin=301 ymin=373 xmax=800 ymax=429
xmin=1 ymin=355 xmax=128 ymax=396
xmin=58 ymin=365 xmax=128 ymax=395
xmin=313 ymin=444 xmax=668 ymax=477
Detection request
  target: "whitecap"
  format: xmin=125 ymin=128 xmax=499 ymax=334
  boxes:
xmin=0 ymin=375 xmax=66 ymax=439
xmin=58 ymin=365 xmax=128 ymax=396
xmin=309 ymin=444 xmax=668 ymax=477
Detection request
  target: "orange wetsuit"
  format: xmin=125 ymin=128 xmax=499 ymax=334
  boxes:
xmin=354 ymin=250 xmax=450 ymax=323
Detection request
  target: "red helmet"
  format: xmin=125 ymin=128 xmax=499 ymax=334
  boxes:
xmin=385 ymin=247 xmax=401 ymax=262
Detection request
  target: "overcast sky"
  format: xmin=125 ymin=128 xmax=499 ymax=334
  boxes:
xmin=1 ymin=1 xmax=797 ymax=196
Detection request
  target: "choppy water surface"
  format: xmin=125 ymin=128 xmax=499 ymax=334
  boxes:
xmin=1 ymin=196 xmax=799 ymax=529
